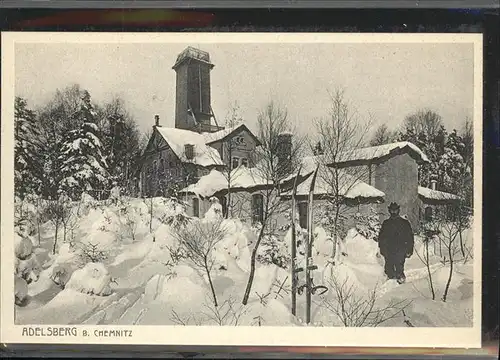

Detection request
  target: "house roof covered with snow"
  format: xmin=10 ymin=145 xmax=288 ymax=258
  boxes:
xmin=180 ymin=166 xmax=271 ymax=198
xmin=179 ymin=169 xmax=228 ymax=198
xmin=202 ymin=123 xmax=261 ymax=146
xmin=418 ymin=186 xmax=461 ymax=203
xmin=155 ymin=127 xmax=224 ymax=167
xmin=329 ymin=141 xmax=430 ymax=167
xmin=282 ymin=168 xmax=385 ymax=202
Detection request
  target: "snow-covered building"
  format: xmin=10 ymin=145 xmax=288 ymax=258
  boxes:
xmin=325 ymin=141 xmax=460 ymax=230
xmin=138 ymin=46 xmax=460 ymax=233
xmin=137 ymin=46 xmax=260 ymax=197
xmin=418 ymin=183 xmax=462 ymax=222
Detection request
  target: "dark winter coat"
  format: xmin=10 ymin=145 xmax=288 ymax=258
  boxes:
xmin=378 ymin=215 xmax=414 ymax=258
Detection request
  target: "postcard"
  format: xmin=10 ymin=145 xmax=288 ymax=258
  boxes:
xmin=1 ymin=31 xmax=482 ymax=347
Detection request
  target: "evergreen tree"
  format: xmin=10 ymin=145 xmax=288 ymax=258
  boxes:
xmin=438 ymin=129 xmax=472 ymax=207
xmin=58 ymin=91 xmax=109 ymax=200
xmin=397 ymin=110 xmax=447 ymax=188
xmin=14 ymin=97 xmax=42 ymax=199
xmin=36 ymin=85 xmax=89 ymax=199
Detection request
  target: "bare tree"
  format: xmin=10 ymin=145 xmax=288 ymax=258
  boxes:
xmin=241 ymin=101 xmax=305 ymax=305
xmin=415 ymin=224 xmax=440 ymax=300
xmin=435 ymin=204 xmax=465 ymax=303
xmin=314 ymin=88 xmax=374 ymax=264
xmin=45 ymin=197 xmax=71 ymax=254
xmin=222 ymin=101 xmax=244 ymax=218
xmin=320 ymin=276 xmax=411 ymax=327
xmin=173 ymin=218 xmax=228 ymax=307
xmin=32 ymin=195 xmax=48 ymax=246
xmin=59 ymin=195 xmax=78 ymax=244
xmin=401 ymin=109 xmax=444 ymax=140
xmin=114 ymin=198 xmax=139 ymax=242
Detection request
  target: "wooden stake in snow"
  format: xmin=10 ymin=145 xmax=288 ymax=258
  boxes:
xmin=290 ymin=165 xmax=302 ymax=316
xmin=305 ymin=166 xmax=319 ymax=324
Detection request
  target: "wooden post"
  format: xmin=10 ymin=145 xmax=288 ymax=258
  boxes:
xmin=290 ymin=165 xmax=302 ymax=316
xmin=305 ymin=166 xmax=319 ymax=324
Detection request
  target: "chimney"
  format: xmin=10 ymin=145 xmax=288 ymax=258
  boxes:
xmin=185 ymin=144 xmax=194 ymax=160
xmin=154 ymin=114 xmax=160 ymax=127
xmin=430 ymin=174 xmax=437 ymax=190
xmin=277 ymin=132 xmax=293 ymax=177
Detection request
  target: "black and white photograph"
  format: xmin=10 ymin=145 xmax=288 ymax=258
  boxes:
xmin=1 ymin=32 xmax=482 ymax=347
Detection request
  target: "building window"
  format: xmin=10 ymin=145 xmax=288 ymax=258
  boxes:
xmin=252 ymin=194 xmax=264 ymax=225
xmin=232 ymin=157 xmax=239 ymax=170
xmin=241 ymin=158 xmax=248 ymax=167
xmin=298 ymin=201 xmax=308 ymax=229
xmin=235 ymin=136 xmax=245 ymax=146
xmin=193 ymin=198 xmax=200 ymax=218
xmin=424 ymin=206 xmax=433 ymax=222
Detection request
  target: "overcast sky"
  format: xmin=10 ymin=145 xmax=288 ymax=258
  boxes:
xmin=15 ymin=41 xmax=474 ymax=140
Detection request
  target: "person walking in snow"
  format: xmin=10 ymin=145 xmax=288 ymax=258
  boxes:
xmin=377 ymin=202 xmax=414 ymax=284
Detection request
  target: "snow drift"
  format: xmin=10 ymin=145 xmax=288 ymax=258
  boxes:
xmin=66 ymin=262 xmax=114 ymax=296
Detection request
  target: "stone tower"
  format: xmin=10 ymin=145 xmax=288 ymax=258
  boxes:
xmin=172 ymin=46 xmax=216 ymax=132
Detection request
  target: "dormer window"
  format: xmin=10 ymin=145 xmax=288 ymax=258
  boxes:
xmin=241 ymin=158 xmax=248 ymax=167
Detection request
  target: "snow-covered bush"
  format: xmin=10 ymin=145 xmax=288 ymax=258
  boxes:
xmin=204 ymin=198 xmax=223 ymax=222
xmin=16 ymin=254 xmax=41 ymax=284
xmin=256 ymin=235 xmax=291 ymax=269
xmin=79 ymin=192 xmax=99 ymax=216
xmin=14 ymin=232 xmax=41 ymax=284
xmin=15 ymin=275 xmax=28 ymax=306
xmin=14 ymin=198 xmax=36 ymax=238
xmin=14 ymin=233 xmax=33 ymax=260
xmin=354 ymin=207 xmax=381 ymax=241
xmin=109 ymin=186 xmax=121 ymax=202
xmin=50 ymin=264 xmax=73 ymax=288
xmin=114 ymin=199 xmax=139 ymax=242
xmin=315 ymin=204 xmax=349 ymax=244
xmin=65 ymin=262 xmax=114 ymax=296
xmin=160 ymin=212 xmax=191 ymax=230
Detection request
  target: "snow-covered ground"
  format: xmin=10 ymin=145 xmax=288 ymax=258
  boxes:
xmin=14 ymin=196 xmax=474 ymax=327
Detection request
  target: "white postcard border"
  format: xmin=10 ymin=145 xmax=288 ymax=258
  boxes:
xmin=1 ymin=31 xmax=483 ymax=348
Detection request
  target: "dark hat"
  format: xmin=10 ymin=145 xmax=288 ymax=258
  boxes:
xmin=388 ymin=202 xmax=400 ymax=211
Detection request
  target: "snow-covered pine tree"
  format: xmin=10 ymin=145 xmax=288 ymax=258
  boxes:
xmin=58 ymin=91 xmax=110 ymax=200
xmin=438 ymin=129 xmax=469 ymax=194
xmin=398 ymin=112 xmax=447 ymax=188
xmin=14 ymin=97 xmax=42 ymax=199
